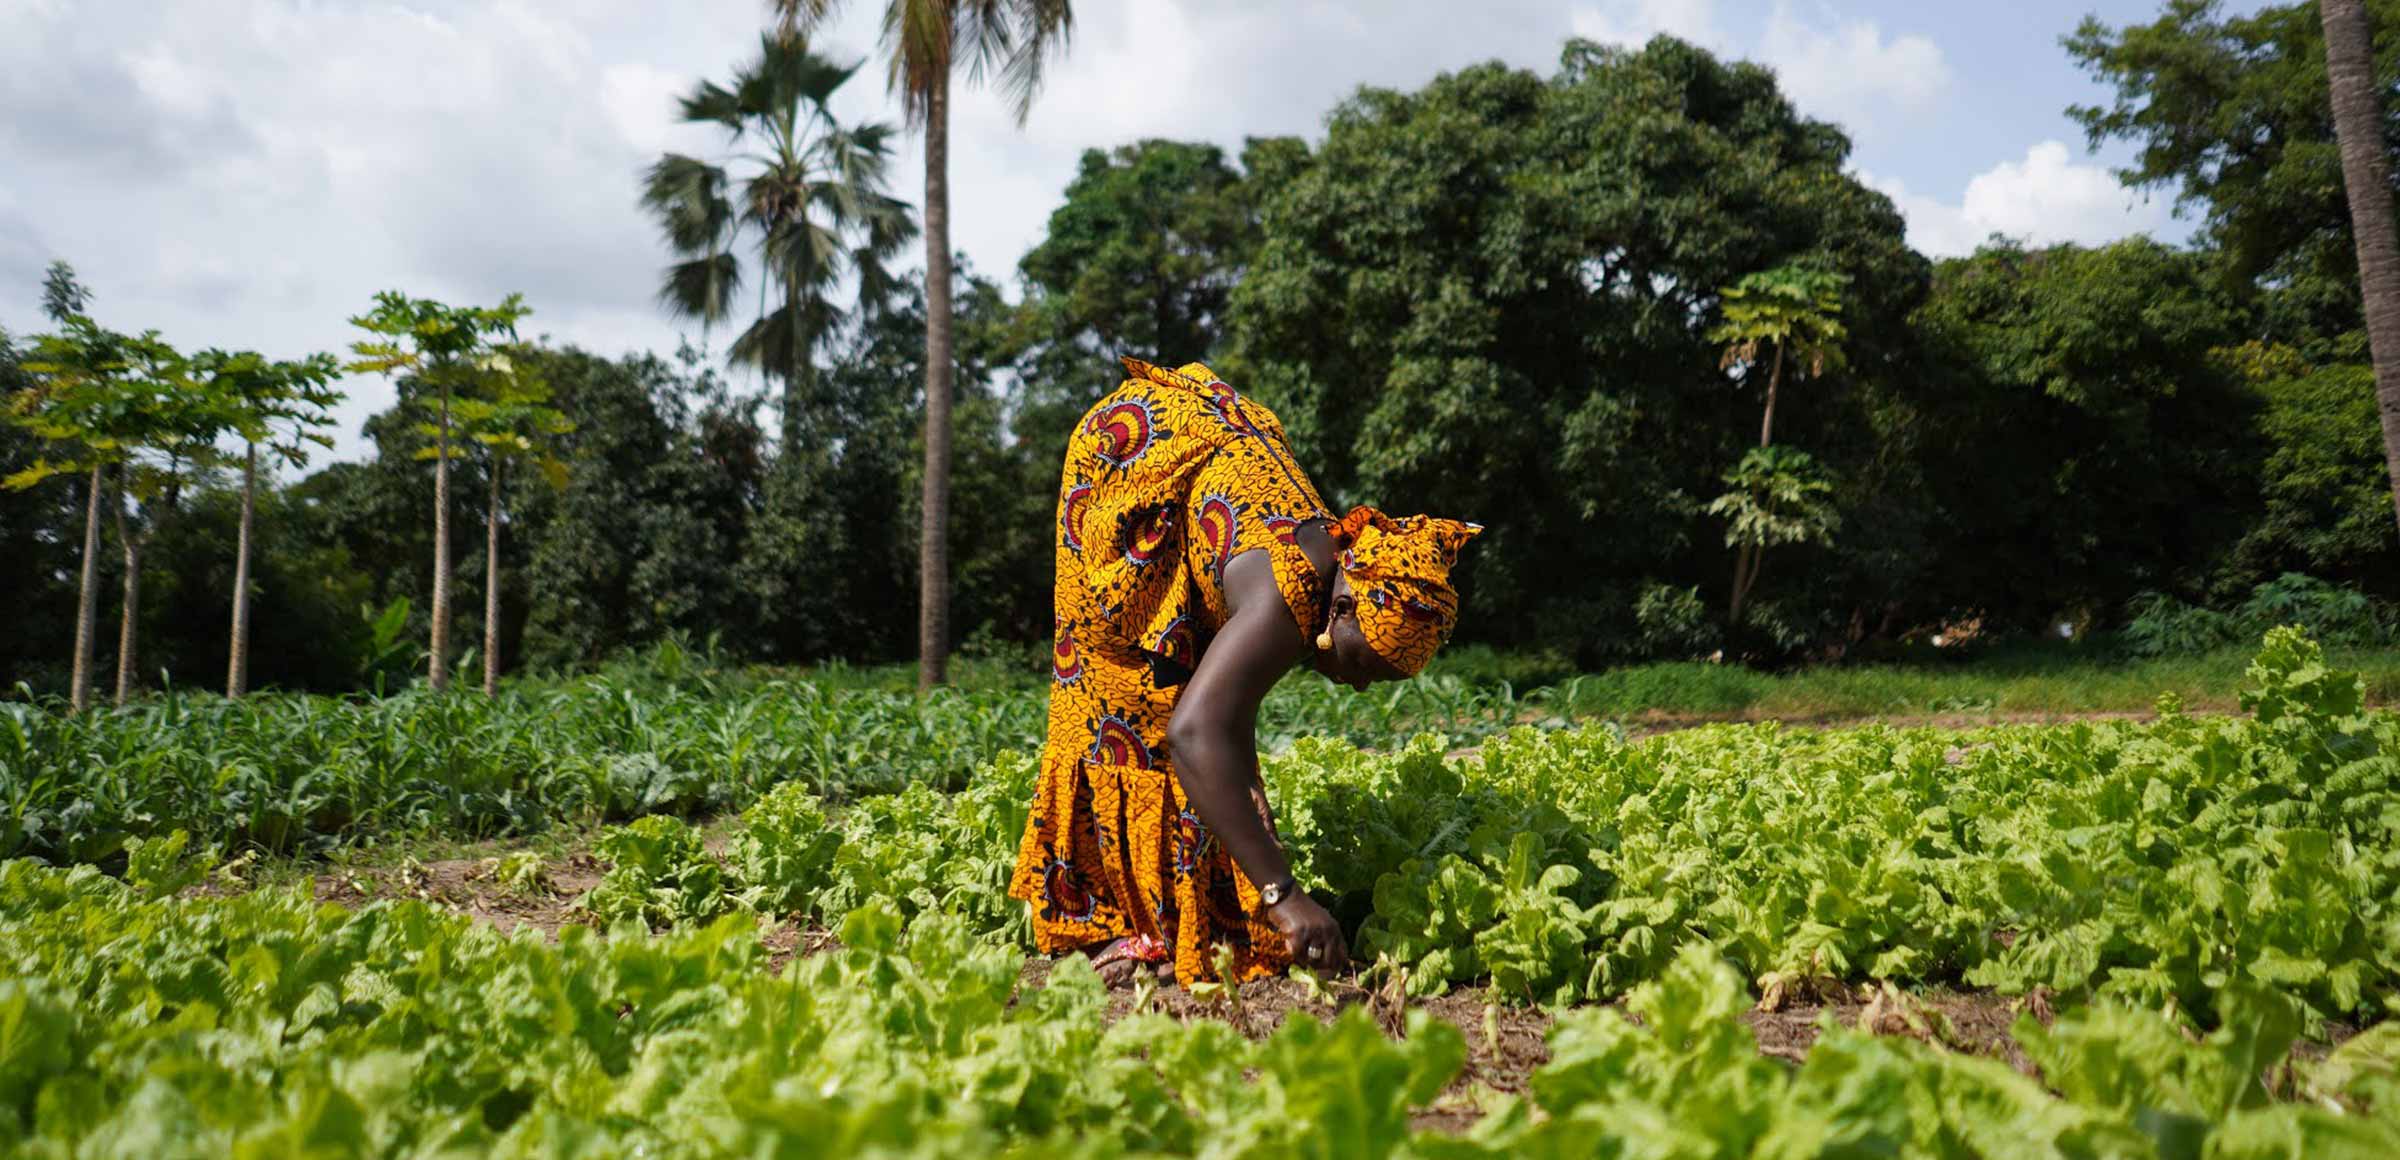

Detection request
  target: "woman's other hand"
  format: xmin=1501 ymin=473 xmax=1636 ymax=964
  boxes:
xmin=1266 ymin=892 xmax=1348 ymax=971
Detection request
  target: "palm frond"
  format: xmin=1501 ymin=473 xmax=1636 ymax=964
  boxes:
xmin=996 ymin=0 xmax=1075 ymax=125
xmin=658 ymin=253 xmax=744 ymax=326
xmin=678 ymin=80 xmax=747 ymax=131
xmin=641 ymin=155 xmax=735 ymax=253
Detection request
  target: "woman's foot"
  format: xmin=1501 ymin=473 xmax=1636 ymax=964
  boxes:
xmin=1085 ymin=935 xmax=1173 ymax=988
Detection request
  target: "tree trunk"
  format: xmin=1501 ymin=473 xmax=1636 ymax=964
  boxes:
xmin=484 ymin=459 xmax=502 ymax=697
xmin=430 ymin=381 xmax=452 ymax=691
xmin=1759 ymin=340 xmax=1786 ymax=448
xmin=917 ymin=69 xmax=954 ymax=691
xmin=2322 ymin=0 xmax=2400 ymax=537
xmin=1728 ymin=541 xmax=1756 ymax=628
xmin=112 ymin=471 xmax=141 ymax=707
xmin=69 ymin=464 xmax=102 ymax=713
xmin=783 ymin=254 xmax=820 ymax=452
xmin=227 ymin=442 xmax=257 ymax=698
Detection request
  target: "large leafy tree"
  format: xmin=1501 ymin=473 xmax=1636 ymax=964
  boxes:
xmin=2065 ymin=0 xmax=2400 ymax=346
xmin=515 ymin=346 xmax=762 ymax=669
xmin=2215 ymin=339 xmax=2399 ymax=592
xmin=348 ymin=292 xmax=530 ymax=692
xmin=1910 ymin=239 xmax=2259 ymax=626
xmin=1012 ymin=137 xmax=1282 ymax=466
xmin=2318 ymin=0 xmax=2400 ymax=540
xmin=774 ymin=0 xmax=1076 ymax=690
xmin=1228 ymin=37 xmax=1926 ymax=660
xmin=195 ymin=350 xmax=342 ymax=697
xmin=641 ymin=32 xmax=913 ymax=452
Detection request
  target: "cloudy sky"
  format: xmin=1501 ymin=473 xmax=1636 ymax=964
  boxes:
xmin=2 ymin=0 xmax=2206 ymax=458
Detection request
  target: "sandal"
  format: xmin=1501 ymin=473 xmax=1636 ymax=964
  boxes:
xmin=1086 ymin=934 xmax=1172 ymax=987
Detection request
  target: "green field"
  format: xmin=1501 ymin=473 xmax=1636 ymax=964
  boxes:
xmin=5 ymin=629 xmax=2399 ymax=1154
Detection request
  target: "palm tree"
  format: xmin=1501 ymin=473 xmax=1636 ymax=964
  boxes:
xmin=2319 ymin=0 xmax=2400 ymax=537
xmin=642 ymin=32 xmax=914 ymax=455
xmin=771 ymin=0 xmax=1075 ymax=690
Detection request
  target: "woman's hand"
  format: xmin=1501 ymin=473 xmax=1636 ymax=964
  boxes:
xmin=1266 ymin=892 xmax=1348 ymax=971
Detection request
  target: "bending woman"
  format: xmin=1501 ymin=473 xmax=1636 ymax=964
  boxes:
xmin=1008 ymin=358 xmax=1479 ymax=986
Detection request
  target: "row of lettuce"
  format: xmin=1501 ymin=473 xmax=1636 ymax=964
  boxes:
xmin=439 ymin=629 xmax=2400 ymax=1028
xmin=0 ymin=665 xmax=1554 ymax=864
xmin=4 ymin=859 xmax=2397 ymax=1156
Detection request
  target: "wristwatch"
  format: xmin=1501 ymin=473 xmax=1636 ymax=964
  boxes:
xmin=1259 ymin=875 xmax=1298 ymax=907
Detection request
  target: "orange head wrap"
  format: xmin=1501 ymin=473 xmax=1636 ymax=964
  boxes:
xmin=1329 ymin=506 xmax=1482 ymax=677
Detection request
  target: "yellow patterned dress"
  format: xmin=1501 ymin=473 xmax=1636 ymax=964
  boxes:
xmin=1007 ymin=358 xmax=1331 ymax=984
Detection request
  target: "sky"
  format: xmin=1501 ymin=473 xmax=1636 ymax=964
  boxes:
xmin=0 ymin=0 xmax=2217 ymax=459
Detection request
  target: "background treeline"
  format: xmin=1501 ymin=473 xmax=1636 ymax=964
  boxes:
xmin=6 ymin=11 xmax=2400 ymax=695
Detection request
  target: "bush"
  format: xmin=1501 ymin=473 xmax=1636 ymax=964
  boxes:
xmin=2125 ymin=573 xmax=2389 ymax=657
xmin=2237 ymin=573 xmax=2388 ymax=646
xmin=2124 ymin=593 xmax=2242 ymax=658
xmin=1634 ymin=583 xmax=1717 ymax=659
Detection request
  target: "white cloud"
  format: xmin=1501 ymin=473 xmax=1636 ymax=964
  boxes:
xmin=1761 ymin=6 xmax=1948 ymax=138
xmin=1570 ymin=0 xmax=1722 ymax=48
xmin=1862 ymin=141 xmax=2170 ymax=258
xmin=1570 ymin=1 xmax=1948 ymax=141
xmin=1 ymin=0 xmax=1597 ymax=460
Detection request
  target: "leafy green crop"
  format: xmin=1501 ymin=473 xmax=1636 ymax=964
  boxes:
xmin=581 ymin=815 xmax=727 ymax=929
xmin=3 ymin=863 xmax=2393 ymax=1156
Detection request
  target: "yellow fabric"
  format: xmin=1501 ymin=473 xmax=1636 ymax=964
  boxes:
xmin=1009 ymin=357 xmax=1332 ymax=984
xmin=1331 ymin=506 xmax=1482 ymax=677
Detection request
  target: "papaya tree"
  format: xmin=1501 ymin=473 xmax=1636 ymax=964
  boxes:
xmin=3 ymin=319 xmax=173 ymax=710
xmin=1705 ymin=445 xmax=1840 ymax=637
xmin=448 ymin=346 xmax=572 ymax=696
xmin=348 ymin=292 xmax=530 ymax=692
xmin=1709 ymin=263 xmax=1848 ymax=633
xmin=194 ymin=349 xmax=343 ymax=697
xmin=1710 ymin=263 xmax=1850 ymax=449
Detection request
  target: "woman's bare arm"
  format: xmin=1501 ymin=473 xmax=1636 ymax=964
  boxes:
xmin=1165 ymin=549 xmax=1348 ymax=966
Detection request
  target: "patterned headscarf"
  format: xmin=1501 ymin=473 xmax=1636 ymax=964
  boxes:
xmin=1330 ymin=506 xmax=1482 ymax=677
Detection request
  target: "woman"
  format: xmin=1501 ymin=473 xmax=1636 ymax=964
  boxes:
xmin=1008 ymin=357 xmax=1479 ymax=986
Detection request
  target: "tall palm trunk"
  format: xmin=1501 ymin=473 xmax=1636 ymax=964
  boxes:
xmin=227 ymin=442 xmax=257 ymax=698
xmin=2322 ymin=0 xmax=2400 ymax=536
xmin=112 ymin=468 xmax=140 ymax=706
xmin=917 ymin=68 xmax=954 ymax=692
xmin=69 ymin=465 xmax=102 ymax=713
xmin=430 ymin=382 xmax=453 ymax=691
xmin=483 ymin=459 xmax=502 ymax=698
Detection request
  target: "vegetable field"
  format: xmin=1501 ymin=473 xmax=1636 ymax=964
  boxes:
xmin=5 ymin=629 xmax=2400 ymax=1155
